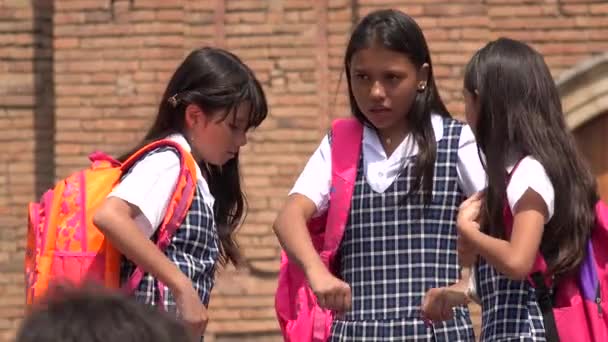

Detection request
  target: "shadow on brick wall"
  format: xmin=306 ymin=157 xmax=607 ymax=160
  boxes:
xmin=33 ymin=0 xmax=55 ymax=196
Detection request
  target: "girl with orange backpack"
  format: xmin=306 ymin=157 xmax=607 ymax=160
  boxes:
xmin=91 ymin=47 xmax=268 ymax=338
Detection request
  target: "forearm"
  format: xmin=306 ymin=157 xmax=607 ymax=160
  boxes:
xmin=462 ymin=228 xmax=530 ymax=280
xmin=94 ymin=201 xmax=190 ymax=292
xmin=273 ymin=205 xmax=325 ymax=276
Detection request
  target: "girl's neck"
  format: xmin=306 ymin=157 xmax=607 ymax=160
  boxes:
xmin=377 ymin=123 xmax=409 ymax=158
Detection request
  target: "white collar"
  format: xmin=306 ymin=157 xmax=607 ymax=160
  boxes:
xmin=362 ymin=113 xmax=445 ymax=159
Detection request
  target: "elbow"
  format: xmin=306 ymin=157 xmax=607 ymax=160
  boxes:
xmin=92 ymin=201 xmax=112 ymax=233
xmin=272 ymin=212 xmax=285 ymax=236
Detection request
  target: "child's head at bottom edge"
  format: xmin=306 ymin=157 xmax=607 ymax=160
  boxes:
xmin=16 ymin=284 xmax=194 ymax=342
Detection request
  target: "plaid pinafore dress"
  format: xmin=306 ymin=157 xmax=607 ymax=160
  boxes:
xmin=329 ymin=118 xmax=475 ymax=341
xmin=474 ymin=172 xmax=546 ymax=341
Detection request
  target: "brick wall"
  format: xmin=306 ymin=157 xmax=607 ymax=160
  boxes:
xmin=1 ymin=1 xmax=607 ymax=341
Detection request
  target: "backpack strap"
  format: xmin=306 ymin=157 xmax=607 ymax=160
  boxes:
xmin=531 ymin=272 xmax=560 ymax=342
xmin=322 ymin=118 xmax=363 ymax=258
xmin=312 ymin=118 xmax=363 ymax=341
xmin=121 ymin=139 xmax=199 ymax=302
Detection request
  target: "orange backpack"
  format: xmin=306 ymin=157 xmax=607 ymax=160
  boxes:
xmin=25 ymin=140 xmax=198 ymax=305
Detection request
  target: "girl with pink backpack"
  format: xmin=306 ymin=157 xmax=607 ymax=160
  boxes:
xmin=422 ymin=38 xmax=608 ymax=341
xmin=273 ymin=9 xmax=486 ymax=341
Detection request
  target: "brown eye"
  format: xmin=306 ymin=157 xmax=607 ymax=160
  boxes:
xmin=355 ymin=73 xmax=369 ymax=81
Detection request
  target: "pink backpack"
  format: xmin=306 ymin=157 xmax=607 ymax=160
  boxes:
xmin=506 ymin=164 xmax=608 ymax=341
xmin=275 ymin=118 xmax=363 ymax=342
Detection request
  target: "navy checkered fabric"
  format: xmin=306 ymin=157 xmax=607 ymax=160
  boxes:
xmin=476 ymin=255 xmax=546 ymax=340
xmin=120 ymin=147 xmax=220 ymax=314
xmin=329 ymin=117 xmax=474 ymax=341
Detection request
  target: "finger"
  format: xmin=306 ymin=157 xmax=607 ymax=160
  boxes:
xmin=461 ymin=193 xmax=484 ymax=211
xmin=316 ymin=292 xmax=327 ymax=309
xmin=441 ymin=307 xmax=454 ymax=321
xmin=421 ymin=293 xmax=430 ymax=313
xmin=421 ymin=289 xmax=438 ymax=320
xmin=459 ymin=193 xmax=481 ymax=209
xmin=471 ymin=191 xmax=483 ymax=200
xmin=325 ymin=292 xmax=337 ymax=311
xmin=333 ymin=290 xmax=345 ymax=312
xmin=425 ymin=305 xmax=441 ymax=322
xmin=344 ymin=285 xmax=352 ymax=311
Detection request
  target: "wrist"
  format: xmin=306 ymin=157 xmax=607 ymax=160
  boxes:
xmin=303 ymin=258 xmax=327 ymax=279
xmin=458 ymin=222 xmax=479 ymax=241
xmin=166 ymin=272 xmax=192 ymax=295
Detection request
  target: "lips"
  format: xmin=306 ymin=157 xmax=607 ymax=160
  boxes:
xmin=369 ymin=105 xmax=391 ymax=113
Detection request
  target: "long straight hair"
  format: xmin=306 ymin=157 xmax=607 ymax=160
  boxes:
xmin=119 ymin=47 xmax=268 ymax=266
xmin=344 ymin=9 xmax=450 ymax=200
xmin=464 ymin=38 xmax=597 ymax=277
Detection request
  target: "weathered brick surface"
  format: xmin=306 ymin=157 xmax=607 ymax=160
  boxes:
xmin=1 ymin=1 xmax=607 ymax=341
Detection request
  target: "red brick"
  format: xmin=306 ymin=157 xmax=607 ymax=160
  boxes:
xmin=424 ymin=4 xmax=486 ymax=16
xmin=590 ymin=3 xmax=608 ymax=14
xmin=132 ymin=0 xmax=182 ymax=9
xmin=493 ymin=17 xmax=577 ymax=29
xmin=128 ymin=10 xmax=156 ymax=22
xmin=156 ymin=10 xmax=184 ymax=21
xmin=226 ymin=1 xmax=268 ymax=11
xmin=55 ymin=1 xmax=111 ymax=11
xmin=54 ymin=12 xmax=86 ymax=24
xmin=226 ymin=11 xmax=266 ymax=24
xmin=225 ymin=24 xmax=274 ymax=35
xmin=488 ymin=5 xmax=545 ymax=17
xmin=558 ymin=4 xmax=589 ymax=15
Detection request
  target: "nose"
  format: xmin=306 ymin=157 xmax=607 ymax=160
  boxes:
xmin=370 ymin=81 xmax=386 ymax=100
xmin=237 ymin=130 xmax=248 ymax=147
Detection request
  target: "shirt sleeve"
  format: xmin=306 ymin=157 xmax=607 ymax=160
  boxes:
xmin=288 ymin=135 xmax=332 ymax=216
xmin=507 ymin=156 xmax=555 ymax=222
xmin=457 ymin=125 xmax=487 ymax=196
xmin=108 ymin=150 xmax=181 ymax=237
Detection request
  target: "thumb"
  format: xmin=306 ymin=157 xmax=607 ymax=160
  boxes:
xmin=462 ymin=192 xmax=483 ymax=207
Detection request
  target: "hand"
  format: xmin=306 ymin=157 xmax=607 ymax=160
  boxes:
xmin=173 ymin=279 xmax=209 ymax=338
xmin=457 ymin=192 xmax=483 ymax=235
xmin=421 ymin=287 xmax=466 ymax=322
xmin=306 ymin=264 xmax=352 ymax=313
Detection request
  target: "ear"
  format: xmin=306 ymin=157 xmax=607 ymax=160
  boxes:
xmin=418 ymin=62 xmax=430 ymax=87
xmin=184 ymin=104 xmax=207 ymax=130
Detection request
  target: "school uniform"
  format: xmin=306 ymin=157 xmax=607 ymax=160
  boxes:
xmin=291 ymin=114 xmax=486 ymax=341
xmin=108 ymin=134 xmax=220 ymax=314
xmin=475 ymin=156 xmax=554 ymax=341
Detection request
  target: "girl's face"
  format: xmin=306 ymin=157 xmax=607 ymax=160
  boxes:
xmin=463 ymin=88 xmax=480 ymax=133
xmin=349 ymin=44 xmax=428 ymax=135
xmin=184 ymin=103 xmax=250 ymax=166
